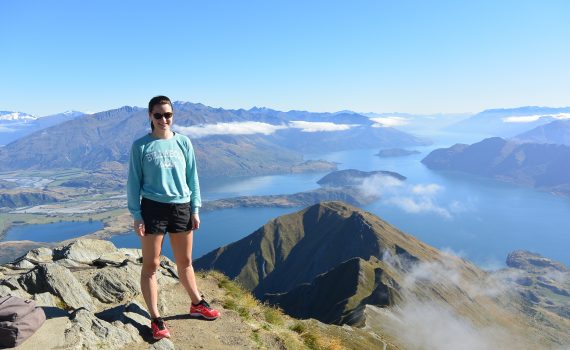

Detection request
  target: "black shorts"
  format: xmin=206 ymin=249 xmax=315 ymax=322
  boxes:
xmin=141 ymin=197 xmax=193 ymax=234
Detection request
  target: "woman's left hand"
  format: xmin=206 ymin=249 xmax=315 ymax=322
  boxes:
xmin=191 ymin=213 xmax=200 ymax=230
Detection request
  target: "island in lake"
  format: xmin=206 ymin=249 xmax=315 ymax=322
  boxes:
xmin=375 ymin=148 xmax=421 ymax=158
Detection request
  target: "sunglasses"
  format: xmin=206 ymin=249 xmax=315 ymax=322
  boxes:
xmin=152 ymin=112 xmax=174 ymax=120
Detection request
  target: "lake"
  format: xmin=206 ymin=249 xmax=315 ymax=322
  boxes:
xmin=2 ymin=221 xmax=104 ymax=243
xmin=4 ymin=131 xmax=570 ymax=267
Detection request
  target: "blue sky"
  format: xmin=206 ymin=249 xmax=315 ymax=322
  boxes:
xmin=1 ymin=0 xmax=569 ymax=116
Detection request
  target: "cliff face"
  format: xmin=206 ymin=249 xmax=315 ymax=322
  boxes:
xmin=194 ymin=201 xmax=570 ymax=349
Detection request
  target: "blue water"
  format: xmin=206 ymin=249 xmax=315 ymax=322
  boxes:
xmin=3 ymin=221 xmax=104 ymax=243
xmin=5 ymin=131 xmax=570 ymax=267
xmin=110 ymin=207 xmax=299 ymax=260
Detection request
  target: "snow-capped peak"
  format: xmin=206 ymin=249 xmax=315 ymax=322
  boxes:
xmin=0 ymin=111 xmax=37 ymax=121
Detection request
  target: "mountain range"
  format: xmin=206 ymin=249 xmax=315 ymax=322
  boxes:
xmin=0 ymin=111 xmax=84 ymax=146
xmin=513 ymin=119 xmax=570 ymax=146
xmin=421 ymin=137 xmax=570 ymax=196
xmin=445 ymin=106 xmax=570 ymax=137
xmin=194 ymin=201 xmax=570 ymax=348
xmin=0 ymin=102 xmax=428 ymax=177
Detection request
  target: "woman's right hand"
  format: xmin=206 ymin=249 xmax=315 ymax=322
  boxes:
xmin=134 ymin=220 xmax=145 ymax=237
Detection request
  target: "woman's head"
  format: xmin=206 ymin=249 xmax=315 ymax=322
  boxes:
xmin=148 ymin=95 xmax=173 ymax=131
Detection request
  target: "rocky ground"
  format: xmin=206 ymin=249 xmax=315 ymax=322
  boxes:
xmin=0 ymin=239 xmax=390 ymax=350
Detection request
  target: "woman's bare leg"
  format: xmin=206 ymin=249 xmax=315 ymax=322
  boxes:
xmin=140 ymin=233 xmax=165 ymax=318
xmin=169 ymin=231 xmax=202 ymax=304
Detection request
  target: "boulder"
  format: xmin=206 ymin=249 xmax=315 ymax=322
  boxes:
xmin=87 ymin=263 xmax=141 ymax=303
xmin=11 ymin=259 xmax=36 ymax=269
xmin=33 ymin=291 xmax=62 ymax=308
xmin=93 ymin=251 xmax=129 ymax=267
xmin=64 ymin=308 xmax=138 ymax=350
xmin=151 ymin=339 xmax=175 ymax=350
xmin=96 ymin=300 xmax=150 ymax=338
xmin=21 ymin=247 xmax=54 ymax=264
xmin=53 ymin=239 xmax=117 ymax=264
xmin=119 ymin=248 xmax=143 ymax=263
xmin=18 ymin=263 xmax=94 ymax=311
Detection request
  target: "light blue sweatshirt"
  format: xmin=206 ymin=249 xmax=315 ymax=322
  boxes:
xmin=127 ymin=132 xmax=201 ymax=221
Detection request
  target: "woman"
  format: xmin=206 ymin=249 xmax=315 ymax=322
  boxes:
xmin=127 ymin=95 xmax=220 ymax=340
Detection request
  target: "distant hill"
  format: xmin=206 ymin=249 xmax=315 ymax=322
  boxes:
xmin=375 ymin=148 xmax=421 ymax=157
xmin=316 ymin=169 xmax=405 ymax=187
xmin=513 ymin=119 xmax=570 ymax=146
xmin=0 ymin=110 xmax=84 ymax=145
xmin=194 ymin=201 xmax=570 ymax=348
xmin=421 ymin=137 xmax=570 ymax=196
xmin=0 ymin=102 xmax=428 ymax=177
xmin=445 ymin=106 xmax=570 ymax=137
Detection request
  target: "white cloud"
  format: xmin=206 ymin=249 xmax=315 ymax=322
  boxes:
xmin=370 ymin=116 xmax=410 ymax=127
xmin=411 ymin=183 xmax=443 ymax=195
xmin=288 ymin=120 xmax=357 ymax=132
xmin=374 ymin=253 xmax=531 ymax=350
xmin=386 ymin=196 xmax=452 ymax=219
xmin=502 ymin=113 xmax=570 ymax=123
xmin=176 ymin=120 xmax=360 ymax=138
xmin=176 ymin=121 xmax=287 ymax=138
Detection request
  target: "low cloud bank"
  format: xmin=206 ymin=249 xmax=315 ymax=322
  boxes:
xmin=356 ymin=176 xmax=472 ymax=219
xmin=502 ymin=113 xmax=570 ymax=123
xmin=177 ymin=121 xmax=287 ymax=138
xmin=177 ymin=120 xmax=358 ymax=138
xmin=288 ymin=120 xmax=357 ymax=132
xmin=375 ymin=251 xmax=532 ymax=350
xmin=370 ymin=116 xmax=409 ymax=127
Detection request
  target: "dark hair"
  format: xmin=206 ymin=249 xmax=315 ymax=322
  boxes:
xmin=148 ymin=95 xmax=173 ymax=130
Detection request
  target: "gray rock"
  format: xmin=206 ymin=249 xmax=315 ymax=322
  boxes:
xmin=55 ymin=258 xmax=91 ymax=269
xmin=1 ymin=276 xmax=22 ymax=290
xmin=96 ymin=300 xmax=150 ymax=336
xmin=150 ymin=338 xmax=175 ymax=350
xmin=93 ymin=251 xmax=129 ymax=267
xmin=18 ymin=263 xmax=94 ymax=311
xmin=64 ymin=309 xmax=138 ymax=350
xmin=0 ymin=285 xmax=12 ymax=297
xmin=33 ymin=291 xmax=62 ymax=308
xmin=0 ymin=285 xmax=31 ymax=299
xmin=159 ymin=258 xmax=179 ymax=279
xmin=87 ymin=263 xmax=141 ymax=303
xmin=157 ymin=272 xmax=179 ymax=287
xmin=53 ymin=238 xmax=117 ymax=264
xmin=119 ymin=248 xmax=143 ymax=262
xmin=21 ymin=247 xmax=53 ymax=263
xmin=11 ymin=259 xmax=36 ymax=269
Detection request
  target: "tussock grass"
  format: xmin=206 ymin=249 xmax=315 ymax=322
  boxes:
xmin=290 ymin=322 xmax=345 ymax=350
xmin=263 ymin=305 xmax=285 ymax=326
xmin=208 ymin=270 xmax=348 ymax=350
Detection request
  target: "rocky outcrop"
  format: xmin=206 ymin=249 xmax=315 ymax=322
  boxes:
xmin=0 ymin=238 xmax=179 ymax=349
xmin=18 ymin=263 xmax=95 ymax=310
xmin=507 ymin=250 xmax=569 ymax=273
xmin=0 ymin=237 xmax=389 ymax=350
xmin=501 ymin=250 xmax=570 ymax=321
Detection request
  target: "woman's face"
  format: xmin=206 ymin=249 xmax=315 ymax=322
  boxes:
xmin=149 ymin=103 xmax=174 ymax=132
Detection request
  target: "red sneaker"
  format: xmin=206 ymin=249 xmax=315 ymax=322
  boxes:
xmin=151 ymin=318 xmax=171 ymax=339
xmin=190 ymin=299 xmax=221 ymax=320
